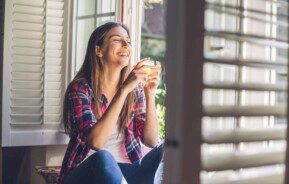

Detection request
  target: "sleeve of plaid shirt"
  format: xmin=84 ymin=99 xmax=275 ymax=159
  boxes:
xmin=134 ymin=84 xmax=147 ymax=142
xmin=68 ymin=85 xmax=98 ymax=137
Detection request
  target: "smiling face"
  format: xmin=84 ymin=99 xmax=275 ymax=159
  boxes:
xmin=96 ymin=26 xmax=131 ymax=69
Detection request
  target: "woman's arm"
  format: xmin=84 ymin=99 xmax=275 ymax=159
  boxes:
xmin=142 ymin=91 xmax=159 ymax=147
xmin=87 ymin=61 xmax=152 ymax=150
xmin=137 ymin=62 xmax=161 ymax=147
xmin=87 ymin=86 xmax=128 ymax=150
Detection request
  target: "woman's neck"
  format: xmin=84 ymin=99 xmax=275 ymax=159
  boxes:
xmin=101 ymin=63 xmax=122 ymax=95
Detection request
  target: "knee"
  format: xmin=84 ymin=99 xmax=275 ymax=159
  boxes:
xmin=89 ymin=150 xmax=116 ymax=165
xmin=92 ymin=150 xmax=114 ymax=160
xmin=156 ymin=143 xmax=164 ymax=158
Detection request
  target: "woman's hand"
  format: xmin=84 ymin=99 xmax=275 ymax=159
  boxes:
xmin=122 ymin=58 xmax=151 ymax=94
xmin=144 ymin=61 xmax=162 ymax=95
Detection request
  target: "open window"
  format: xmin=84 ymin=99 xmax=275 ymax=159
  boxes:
xmin=1 ymin=0 xmax=147 ymax=147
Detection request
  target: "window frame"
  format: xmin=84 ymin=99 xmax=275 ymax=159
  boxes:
xmin=69 ymin=0 xmax=144 ymax=81
xmin=69 ymin=0 xmax=124 ymax=81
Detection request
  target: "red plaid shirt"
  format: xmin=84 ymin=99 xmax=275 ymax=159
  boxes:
xmin=58 ymin=79 xmax=146 ymax=184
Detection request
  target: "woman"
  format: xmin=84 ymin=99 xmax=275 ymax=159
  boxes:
xmin=58 ymin=22 xmax=164 ymax=184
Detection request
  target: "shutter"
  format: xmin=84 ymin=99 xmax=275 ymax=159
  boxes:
xmin=201 ymin=0 xmax=288 ymax=183
xmin=44 ymin=0 xmax=64 ymax=125
xmin=2 ymin=0 xmax=68 ymax=146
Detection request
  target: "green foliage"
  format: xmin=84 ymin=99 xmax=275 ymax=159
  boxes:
xmin=156 ymin=83 xmax=166 ymax=141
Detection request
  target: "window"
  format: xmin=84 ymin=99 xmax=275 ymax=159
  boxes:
xmin=72 ymin=0 xmax=119 ymax=76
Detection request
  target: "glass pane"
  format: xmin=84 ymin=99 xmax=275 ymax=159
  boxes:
xmin=75 ymin=18 xmax=95 ymax=72
xmin=77 ymin=0 xmax=95 ymax=16
xmin=96 ymin=16 xmax=115 ymax=27
xmin=97 ymin=0 xmax=115 ymax=13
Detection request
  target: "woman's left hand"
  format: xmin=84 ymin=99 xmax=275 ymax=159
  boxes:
xmin=144 ymin=61 xmax=162 ymax=95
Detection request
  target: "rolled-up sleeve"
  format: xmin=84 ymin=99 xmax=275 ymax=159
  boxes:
xmin=68 ymin=90 xmax=98 ymax=137
xmin=133 ymin=84 xmax=146 ymax=142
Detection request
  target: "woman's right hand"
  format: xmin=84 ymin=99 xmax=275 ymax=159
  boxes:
xmin=122 ymin=58 xmax=151 ymax=94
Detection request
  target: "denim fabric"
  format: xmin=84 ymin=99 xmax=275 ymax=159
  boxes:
xmin=64 ymin=143 xmax=164 ymax=184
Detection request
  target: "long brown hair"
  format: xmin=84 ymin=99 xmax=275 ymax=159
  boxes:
xmin=62 ymin=22 xmax=134 ymax=137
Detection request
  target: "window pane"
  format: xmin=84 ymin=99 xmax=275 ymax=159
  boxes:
xmin=96 ymin=16 xmax=115 ymax=27
xmin=77 ymin=0 xmax=95 ymax=16
xmin=97 ymin=0 xmax=115 ymax=13
xmin=75 ymin=18 xmax=95 ymax=71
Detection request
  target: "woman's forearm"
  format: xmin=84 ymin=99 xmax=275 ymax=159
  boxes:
xmin=88 ymin=86 xmax=128 ymax=150
xmin=143 ymin=92 xmax=159 ymax=147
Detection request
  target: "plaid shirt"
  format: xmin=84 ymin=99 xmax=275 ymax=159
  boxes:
xmin=58 ymin=79 xmax=146 ymax=184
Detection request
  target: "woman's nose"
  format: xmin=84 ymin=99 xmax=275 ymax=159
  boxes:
xmin=122 ymin=40 xmax=129 ymax=47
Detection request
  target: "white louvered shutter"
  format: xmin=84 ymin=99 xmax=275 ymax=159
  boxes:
xmin=2 ymin=0 xmax=68 ymax=146
xmin=44 ymin=1 xmax=63 ymax=125
xmin=201 ymin=0 xmax=288 ymax=183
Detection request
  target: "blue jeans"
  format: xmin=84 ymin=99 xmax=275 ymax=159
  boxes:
xmin=64 ymin=143 xmax=164 ymax=184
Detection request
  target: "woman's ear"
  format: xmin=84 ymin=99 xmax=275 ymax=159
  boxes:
xmin=95 ymin=46 xmax=103 ymax=58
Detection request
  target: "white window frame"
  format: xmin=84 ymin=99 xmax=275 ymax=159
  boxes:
xmin=122 ymin=0 xmax=143 ymax=65
xmin=69 ymin=0 xmax=125 ymax=81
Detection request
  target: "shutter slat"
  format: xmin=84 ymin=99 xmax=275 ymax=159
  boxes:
xmin=205 ymin=30 xmax=288 ymax=49
xmin=13 ymin=21 xmax=44 ymax=32
xmin=206 ymin=3 xmax=288 ymax=28
xmin=46 ymin=25 xmax=63 ymax=33
xmin=203 ymin=126 xmax=287 ymax=144
xmin=44 ymin=90 xmax=61 ymax=98
xmin=203 ymin=105 xmax=286 ymax=117
xmin=201 ymin=165 xmax=284 ymax=184
xmin=45 ymin=82 xmax=61 ymax=90
xmin=10 ymin=114 xmax=42 ymax=124
xmin=13 ymin=30 xmax=44 ymax=40
xmin=46 ymin=41 xmax=62 ymax=49
xmin=13 ymin=55 xmax=43 ymax=64
xmin=46 ymin=50 xmax=62 ymax=57
xmin=11 ymin=106 xmax=42 ymax=114
xmin=44 ymin=98 xmax=60 ymax=106
xmin=12 ymin=72 xmax=42 ymax=81
xmin=45 ymin=74 xmax=61 ymax=82
xmin=46 ymin=33 xmax=63 ymax=41
xmin=12 ymin=63 xmax=43 ymax=72
xmin=46 ymin=17 xmax=63 ymax=26
xmin=47 ymin=1 xmax=64 ymax=10
xmin=14 ymin=5 xmax=44 ymax=15
xmin=45 ymin=66 xmax=62 ymax=74
xmin=46 ymin=9 xmax=63 ymax=18
xmin=12 ymin=81 xmax=43 ymax=89
xmin=13 ymin=38 xmax=43 ymax=48
xmin=204 ymin=81 xmax=286 ymax=92
xmin=11 ymin=98 xmax=43 ymax=106
xmin=13 ymin=0 xmax=45 ymax=7
xmin=11 ymin=90 xmax=42 ymax=98
xmin=202 ymin=148 xmax=286 ymax=171
xmin=205 ymin=56 xmax=287 ymax=69
xmin=44 ymin=106 xmax=61 ymax=114
xmin=13 ymin=13 xmax=44 ymax=23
